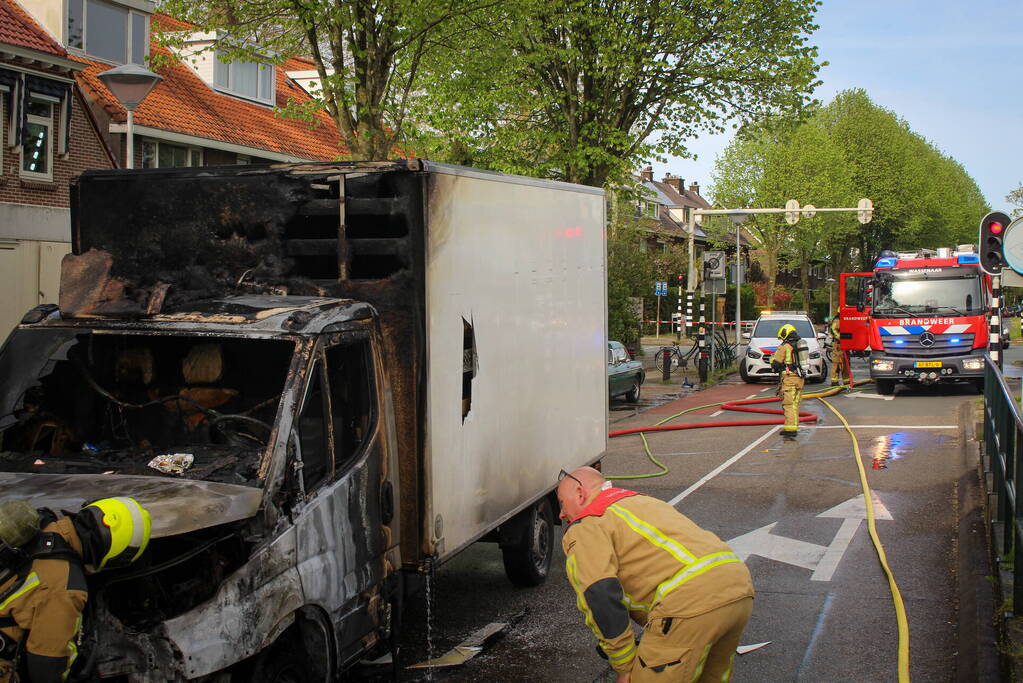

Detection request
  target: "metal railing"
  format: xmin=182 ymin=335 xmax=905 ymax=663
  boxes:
xmin=983 ymin=355 xmax=1023 ymax=612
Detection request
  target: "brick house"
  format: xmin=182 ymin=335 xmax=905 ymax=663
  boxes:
xmin=0 ymin=0 xmax=115 ymax=336
xmin=2 ymin=0 xmax=345 ymax=337
xmin=634 ymin=165 xmax=714 ymax=255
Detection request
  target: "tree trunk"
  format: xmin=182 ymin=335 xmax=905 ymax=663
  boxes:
xmin=764 ymin=249 xmax=778 ymax=309
xmin=800 ymin=258 xmax=810 ymax=316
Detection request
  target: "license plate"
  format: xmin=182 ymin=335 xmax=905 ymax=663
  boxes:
xmin=914 ymin=361 xmax=942 ymax=368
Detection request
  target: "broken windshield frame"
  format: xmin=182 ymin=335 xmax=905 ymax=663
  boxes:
xmin=872 ymin=275 xmax=984 ymax=317
xmin=0 ymin=327 xmax=296 ymax=486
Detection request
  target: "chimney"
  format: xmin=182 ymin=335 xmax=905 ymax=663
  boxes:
xmin=662 ymin=174 xmax=683 ymax=193
xmin=640 ymin=166 xmax=653 ymax=182
xmin=688 ymin=181 xmax=700 ymax=195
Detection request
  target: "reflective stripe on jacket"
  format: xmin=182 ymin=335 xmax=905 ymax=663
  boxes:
xmin=0 ymin=517 xmax=87 ymax=683
xmin=562 ymin=490 xmax=754 ymax=673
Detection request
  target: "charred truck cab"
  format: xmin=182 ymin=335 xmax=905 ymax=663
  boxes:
xmin=0 ymin=161 xmax=608 ymax=680
xmin=840 ymin=246 xmax=991 ymax=395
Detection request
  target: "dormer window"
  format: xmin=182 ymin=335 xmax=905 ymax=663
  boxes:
xmin=214 ymin=53 xmax=274 ymax=105
xmin=67 ymin=0 xmax=148 ymax=65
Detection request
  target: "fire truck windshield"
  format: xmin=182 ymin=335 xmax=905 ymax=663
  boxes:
xmin=873 ymin=275 xmax=984 ymax=317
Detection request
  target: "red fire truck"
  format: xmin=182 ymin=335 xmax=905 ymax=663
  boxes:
xmin=839 ymin=247 xmax=994 ymax=395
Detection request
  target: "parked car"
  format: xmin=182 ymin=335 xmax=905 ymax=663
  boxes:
xmin=608 ymin=341 xmax=645 ymax=401
xmin=740 ymin=311 xmax=828 ymax=383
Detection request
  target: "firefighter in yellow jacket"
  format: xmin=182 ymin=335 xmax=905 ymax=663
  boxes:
xmin=829 ymin=314 xmax=852 ymax=387
xmin=771 ymin=324 xmax=806 ymax=438
xmin=557 ymin=467 xmax=754 ymax=682
xmin=0 ymin=497 xmax=151 ymax=683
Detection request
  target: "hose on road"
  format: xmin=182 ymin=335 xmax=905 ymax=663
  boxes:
xmin=604 ymin=379 xmax=911 ymax=683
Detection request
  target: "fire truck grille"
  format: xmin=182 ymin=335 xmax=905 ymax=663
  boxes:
xmin=881 ymin=333 xmax=975 ymax=357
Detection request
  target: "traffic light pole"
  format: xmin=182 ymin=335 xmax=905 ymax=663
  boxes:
xmin=991 ymin=274 xmax=1003 ymax=370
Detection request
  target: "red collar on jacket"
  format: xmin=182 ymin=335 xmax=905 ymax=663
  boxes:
xmin=571 ymin=488 xmax=640 ymax=523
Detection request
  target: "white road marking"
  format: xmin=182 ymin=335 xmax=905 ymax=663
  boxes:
xmin=727 ymin=522 xmax=826 ymax=570
xmin=844 ymin=392 xmax=894 ymax=400
xmin=724 ymin=495 xmax=892 ymax=581
xmin=669 ymin=426 xmax=780 ymax=506
xmin=745 ymin=393 xmax=760 ymax=399
xmin=811 ymin=518 xmax=861 ymax=582
xmin=814 ymin=425 xmax=956 ymax=430
xmin=710 ymin=409 xmax=724 ymax=417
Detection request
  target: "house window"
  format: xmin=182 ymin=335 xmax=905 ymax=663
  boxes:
xmin=21 ymin=100 xmax=53 ymax=180
xmin=140 ymin=139 xmax=203 ymax=168
xmin=67 ymin=0 xmax=148 ymax=65
xmin=214 ymin=54 xmax=274 ymax=104
xmin=645 ymin=201 xmax=659 ymax=219
xmin=638 ymin=239 xmax=648 ymax=253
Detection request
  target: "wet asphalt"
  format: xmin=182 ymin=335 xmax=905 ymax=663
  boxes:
xmin=354 ymin=354 xmax=997 ymax=682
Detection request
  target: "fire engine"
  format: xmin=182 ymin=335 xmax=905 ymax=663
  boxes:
xmin=839 ymin=246 xmax=997 ymax=395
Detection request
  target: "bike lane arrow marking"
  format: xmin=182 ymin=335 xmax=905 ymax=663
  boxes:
xmin=727 ymin=493 xmax=892 ymax=581
xmin=811 ymin=493 xmax=891 ymax=581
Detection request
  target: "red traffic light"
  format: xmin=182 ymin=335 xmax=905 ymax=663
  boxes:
xmin=677 ymin=274 xmax=683 ymax=281
xmin=991 ymin=222 xmax=1004 ymax=234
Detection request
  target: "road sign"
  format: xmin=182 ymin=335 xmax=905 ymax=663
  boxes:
xmin=654 ymin=281 xmax=668 ymax=296
xmin=702 ymin=278 xmax=727 ymax=295
xmin=784 ymin=199 xmax=800 ymax=225
xmin=703 ymin=251 xmax=726 ymax=278
xmin=801 ymin=204 xmax=817 ymax=219
xmin=857 ymin=198 xmax=874 ymax=224
xmin=1001 ymin=217 xmax=1023 ymax=275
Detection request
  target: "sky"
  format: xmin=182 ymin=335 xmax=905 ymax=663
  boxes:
xmin=650 ymin=0 xmax=1023 ymax=209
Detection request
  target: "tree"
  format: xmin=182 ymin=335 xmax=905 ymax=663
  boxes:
xmin=1008 ymin=183 xmax=1023 ymax=217
xmin=713 ymin=89 xmax=989 ymax=304
xmin=158 ymin=0 xmax=498 ymax=159
xmin=423 ymin=0 xmax=823 ymax=188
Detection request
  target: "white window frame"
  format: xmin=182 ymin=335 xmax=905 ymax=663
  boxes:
xmin=65 ymin=0 xmax=150 ymax=66
xmin=140 ymin=138 xmax=204 ymax=168
xmin=645 ymin=201 xmax=659 ymax=219
xmin=20 ymin=96 xmax=56 ymax=182
xmin=213 ymin=52 xmax=274 ymax=106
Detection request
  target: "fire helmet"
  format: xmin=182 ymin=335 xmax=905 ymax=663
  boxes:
xmin=777 ymin=324 xmax=797 ymax=341
xmin=0 ymin=499 xmax=40 ymax=550
xmin=77 ymin=497 xmax=151 ymax=571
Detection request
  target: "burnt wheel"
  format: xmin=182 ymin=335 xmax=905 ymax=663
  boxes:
xmin=501 ymin=499 xmax=555 ymax=587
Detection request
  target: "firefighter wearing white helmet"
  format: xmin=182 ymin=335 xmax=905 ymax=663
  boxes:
xmin=770 ymin=324 xmax=807 ymax=438
xmin=0 ymin=497 xmax=151 ymax=683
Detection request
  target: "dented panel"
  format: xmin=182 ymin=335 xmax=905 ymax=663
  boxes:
xmin=161 ymin=525 xmax=304 ymax=678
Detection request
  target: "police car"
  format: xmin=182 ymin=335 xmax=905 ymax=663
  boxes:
xmin=740 ymin=311 xmax=828 ymax=383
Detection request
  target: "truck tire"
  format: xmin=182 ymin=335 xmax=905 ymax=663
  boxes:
xmin=247 ymin=612 xmax=333 ymax=683
xmin=501 ymin=499 xmax=555 ymax=587
xmin=876 ymin=379 xmax=895 ymax=395
xmin=625 ymin=378 xmax=641 ymax=403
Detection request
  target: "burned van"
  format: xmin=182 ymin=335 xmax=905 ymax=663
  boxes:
xmin=0 ymin=161 xmax=607 ymax=679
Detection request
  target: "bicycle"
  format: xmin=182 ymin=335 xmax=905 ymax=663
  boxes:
xmin=653 ymin=340 xmax=697 ymax=373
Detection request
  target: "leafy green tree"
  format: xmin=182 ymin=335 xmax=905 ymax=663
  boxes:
xmin=713 ymin=89 xmax=989 ymax=304
xmin=607 ymin=219 xmax=653 ymax=348
xmin=422 ymin=0 xmax=823 ymax=188
xmin=1007 ymin=183 xmax=1023 ymax=217
xmin=158 ymin=0 xmax=497 ymax=159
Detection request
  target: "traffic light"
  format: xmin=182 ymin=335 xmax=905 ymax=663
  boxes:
xmin=980 ymin=211 xmax=1011 ymax=274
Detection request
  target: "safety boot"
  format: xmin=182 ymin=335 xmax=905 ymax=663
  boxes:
xmin=780 ymin=429 xmax=798 ymax=439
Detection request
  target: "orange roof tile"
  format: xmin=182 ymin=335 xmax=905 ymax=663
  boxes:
xmin=75 ymin=14 xmax=345 ymax=161
xmin=0 ymin=0 xmax=68 ymax=58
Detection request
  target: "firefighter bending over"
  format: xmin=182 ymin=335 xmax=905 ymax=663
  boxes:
xmin=771 ymin=324 xmax=806 ymax=438
xmin=0 ymin=497 xmax=151 ymax=682
xmin=829 ymin=314 xmax=852 ymax=387
xmin=557 ymin=467 xmax=754 ymax=682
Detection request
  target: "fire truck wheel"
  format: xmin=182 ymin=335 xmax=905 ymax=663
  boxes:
xmin=876 ymin=379 xmax=895 ymax=395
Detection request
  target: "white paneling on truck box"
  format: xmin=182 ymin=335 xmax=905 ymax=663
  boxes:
xmin=422 ymin=167 xmax=607 ymax=560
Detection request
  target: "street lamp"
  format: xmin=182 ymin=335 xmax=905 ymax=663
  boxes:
xmin=826 ymin=277 xmax=836 ymax=320
xmin=97 ymin=64 xmax=162 ymax=169
xmin=730 ymin=211 xmax=750 ymax=345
